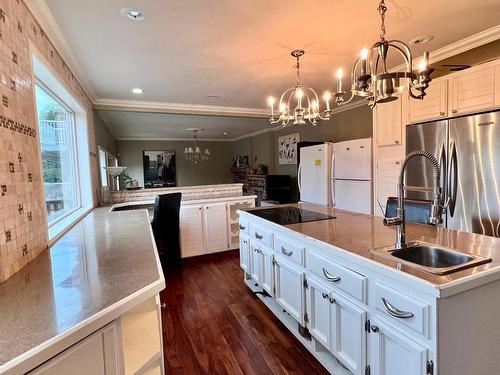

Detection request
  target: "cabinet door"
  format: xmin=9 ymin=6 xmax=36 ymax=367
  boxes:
xmin=180 ymin=205 xmax=205 ymax=257
xmin=250 ymin=243 xmax=262 ymax=283
xmin=330 ymin=293 xmax=367 ymax=375
xmin=408 ymin=79 xmax=448 ymax=123
xmin=306 ymin=278 xmax=331 ymax=349
xmin=449 ymin=63 xmax=496 ymax=115
xmin=239 ymin=235 xmax=251 ymax=273
xmin=375 ymin=159 xmax=401 ymax=216
xmin=260 ymin=245 xmax=275 ymax=297
xmin=204 ymin=203 xmax=228 ymax=253
xmin=227 ymin=199 xmax=255 ymax=249
xmin=374 ymin=97 xmax=402 ymax=147
xmin=274 ymin=256 xmax=306 ymax=325
xmin=370 ymin=319 xmax=428 ymax=375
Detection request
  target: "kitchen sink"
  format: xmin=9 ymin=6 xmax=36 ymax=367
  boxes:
xmin=372 ymin=242 xmax=492 ymax=275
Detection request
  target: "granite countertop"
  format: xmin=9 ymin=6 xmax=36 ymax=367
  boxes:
xmin=243 ymin=203 xmax=500 ymax=294
xmin=0 ymin=207 xmax=165 ymax=374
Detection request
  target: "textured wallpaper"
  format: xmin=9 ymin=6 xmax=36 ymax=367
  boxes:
xmin=0 ymin=0 xmax=98 ymax=282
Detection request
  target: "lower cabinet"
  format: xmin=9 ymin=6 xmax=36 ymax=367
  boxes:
xmin=239 ymin=235 xmax=251 ymax=273
xmin=274 ymin=256 xmax=306 ymax=326
xmin=307 ymin=277 xmax=367 ymax=375
xmin=248 ymin=241 xmax=275 ymax=296
xmin=180 ymin=204 xmax=205 ymax=257
xmin=204 ymin=203 xmax=229 ymax=254
xmin=370 ymin=319 xmax=429 ymax=375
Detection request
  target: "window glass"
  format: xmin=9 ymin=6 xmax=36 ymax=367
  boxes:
xmin=35 ymin=84 xmax=80 ymax=224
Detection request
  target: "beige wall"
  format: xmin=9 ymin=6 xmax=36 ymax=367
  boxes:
xmin=94 ymin=111 xmax=118 ymax=156
xmin=118 ymin=140 xmax=234 ymax=187
xmin=0 ymin=1 xmax=97 ymax=283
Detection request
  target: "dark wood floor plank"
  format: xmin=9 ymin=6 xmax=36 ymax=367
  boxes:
xmin=161 ymin=250 xmax=329 ymax=375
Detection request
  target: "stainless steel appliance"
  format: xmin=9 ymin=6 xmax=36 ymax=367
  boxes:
xmin=406 ymin=111 xmax=500 ymax=237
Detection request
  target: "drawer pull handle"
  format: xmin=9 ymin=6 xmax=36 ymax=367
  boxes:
xmin=239 ymin=224 xmax=246 ymax=230
xmin=322 ymin=268 xmax=341 ymax=282
xmin=371 ymin=325 xmax=379 ymax=333
xmin=281 ymin=246 xmax=293 ymax=256
xmin=255 ymin=232 xmax=264 ymax=240
xmin=321 ymin=292 xmax=328 ymax=299
xmin=329 ymin=296 xmax=336 ymax=304
xmin=381 ymin=297 xmax=414 ymax=319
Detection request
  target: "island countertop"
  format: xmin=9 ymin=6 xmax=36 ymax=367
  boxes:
xmin=241 ymin=203 xmax=500 ymax=296
xmin=0 ymin=207 xmax=165 ymax=374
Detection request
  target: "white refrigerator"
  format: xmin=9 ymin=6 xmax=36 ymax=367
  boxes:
xmin=298 ymin=143 xmax=334 ymax=206
xmin=332 ymin=138 xmax=372 ymax=214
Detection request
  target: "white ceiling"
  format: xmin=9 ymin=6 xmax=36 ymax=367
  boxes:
xmin=97 ymin=110 xmax=271 ymax=140
xmin=43 ymin=0 xmax=500 ymax=139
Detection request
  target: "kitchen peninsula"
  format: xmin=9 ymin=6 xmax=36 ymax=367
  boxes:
xmin=239 ymin=203 xmax=500 ymax=375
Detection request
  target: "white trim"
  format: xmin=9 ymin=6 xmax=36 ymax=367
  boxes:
xmin=331 ymin=99 xmax=367 ymax=114
xmin=117 ymin=137 xmax=235 ymax=142
xmin=94 ymin=98 xmax=268 ymax=118
xmin=25 ymin=0 xmax=97 ymax=101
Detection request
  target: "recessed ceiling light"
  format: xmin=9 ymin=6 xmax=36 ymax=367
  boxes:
xmin=120 ymin=8 xmax=144 ymax=21
xmin=131 ymin=88 xmax=144 ymax=94
xmin=409 ymin=35 xmax=434 ymax=46
xmin=223 ymin=132 xmax=230 ymax=136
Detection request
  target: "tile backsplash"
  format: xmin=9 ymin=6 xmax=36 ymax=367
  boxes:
xmin=0 ymin=0 xmax=98 ymax=282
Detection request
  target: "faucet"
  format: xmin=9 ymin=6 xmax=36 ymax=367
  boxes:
xmin=383 ymin=150 xmax=444 ymax=249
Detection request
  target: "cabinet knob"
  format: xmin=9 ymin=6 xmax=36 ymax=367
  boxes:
xmin=452 ymin=109 xmax=457 ymax=114
xmin=239 ymin=225 xmax=246 ymax=230
xmin=371 ymin=325 xmax=379 ymax=333
xmin=395 ymin=140 xmax=400 ymax=144
xmin=440 ymin=112 xmax=445 ymax=116
xmin=161 ymin=303 xmax=167 ymax=309
xmin=329 ymin=297 xmax=336 ymax=304
xmin=321 ymin=292 xmax=328 ymax=299
xmin=395 ymin=161 xmax=400 ymax=165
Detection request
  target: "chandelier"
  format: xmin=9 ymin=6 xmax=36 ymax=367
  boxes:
xmin=267 ymin=49 xmax=332 ymax=127
xmin=334 ymin=0 xmax=434 ymax=108
xmin=184 ymin=128 xmax=210 ymax=164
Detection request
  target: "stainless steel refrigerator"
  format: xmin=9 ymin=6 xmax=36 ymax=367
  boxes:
xmin=405 ymin=111 xmax=500 ymax=237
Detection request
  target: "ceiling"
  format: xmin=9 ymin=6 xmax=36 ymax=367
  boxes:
xmin=43 ymin=0 xmax=500 ymax=139
xmin=97 ymin=110 xmax=271 ymax=140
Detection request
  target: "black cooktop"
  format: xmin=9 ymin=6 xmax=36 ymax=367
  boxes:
xmin=251 ymin=207 xmax=335 ymax=225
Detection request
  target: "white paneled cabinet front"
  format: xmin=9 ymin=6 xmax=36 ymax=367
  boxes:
xmin=274 ymin=256 xmax=306 ymax=325
xmin=370 ymin=319 xmax=429 ymax=375
xmin=307 ymin=278 xmax=332 ymax=349
xmin=239 ymin=235 xmax=251 ymax=273
xmin=204 ymin=203 xmax=229 ymax=253
xmin=180 ymin=205 xmax=205 ymax=257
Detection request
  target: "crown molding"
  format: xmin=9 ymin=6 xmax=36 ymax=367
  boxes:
xmin=94 ymin=98 xmax=268 ymax=118
xmin=392 ymin=25 xmax=500 ymax=71
xmin=25 ymin=0 xmax=97 ymax=101
xmin=117 ymin=137 xmax=234 ymax=142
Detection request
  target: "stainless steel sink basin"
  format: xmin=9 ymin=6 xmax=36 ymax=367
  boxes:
xmin=372 ymin=242 xmax=492 ymax=275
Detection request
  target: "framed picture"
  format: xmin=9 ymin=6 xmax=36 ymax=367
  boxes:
xmin=143 ymin=150 xmax=176 ymax=188
xmin=278 ymin=133 xmax=300 ymax=165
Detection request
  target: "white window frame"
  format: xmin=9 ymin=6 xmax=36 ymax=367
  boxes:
xmin=31 ymin=48 xmax=93 ymax=242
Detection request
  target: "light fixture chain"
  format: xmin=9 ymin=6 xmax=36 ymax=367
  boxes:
xmin=294 ymin=55 xmax=301 ymax=84
xmin=378 ymin=0 xmax=387 ymax=41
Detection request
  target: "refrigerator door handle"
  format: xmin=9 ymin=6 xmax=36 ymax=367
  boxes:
xmin=448 ymin=141 xmax=458 ymax=217
xmin=331 ymin=152 xmax=335 ymax=207
xmin=438 ymin=141 xmax=447 ymax=207
xmin=297 ymin=162 xmax=303 ymax=194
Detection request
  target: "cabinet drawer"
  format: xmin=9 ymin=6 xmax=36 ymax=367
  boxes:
xmin=374 ymin=282 xmax=430 ymax=338
xmin=308 ymin=250 xmax=367 ymax=303
xmin=275 ymin=234 xmax=305 ymax=266
xmin=248 ymin=223 xmax=273 ymax=248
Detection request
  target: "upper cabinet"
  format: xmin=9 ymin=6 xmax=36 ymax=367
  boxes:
xmin=448 ymin=60 xmax=497 ymax=116
xmin=374 ymin=95 xmax=402 ymax=147
xmin=408 ymin=78 xmax=448 ymax=123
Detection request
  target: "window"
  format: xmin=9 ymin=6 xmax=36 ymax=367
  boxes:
xmin=35 ymin=84 xmax=80 ymax=224
xmin=98 ymin=147 xmax=108 ymax=187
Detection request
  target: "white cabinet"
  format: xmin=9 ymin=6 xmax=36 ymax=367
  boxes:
xmin=274 ymin=256 xmax=306 ymax=325
xmin=227 ymin=199 xmax=255 ymax=249
xmin=239 ymin=235 xmax=251 ymax=273
xmin=204 ymin=203 xmax=229 ymax=254
xmin=307 ymin=277 xmax=332 ymax=349
xmin=249 ymin=242 xmax=275 ymax=296
xmin=250 ymin=242 xmax=262 ymax=283
xmin=375 ymin=159 xmax=401 ymax=216
xmin=408 ymin=78 xmax=448 ymax=123
xmin=449 ymin=61 xmax=496 ymax=116
xmin=374 ymin=96 xmax=402 ymax=147
xmin=330 ymin=292 xmax=367 ymax=375
xmin=370 ymin=319 xmax=429 ymax=375
xmin=180 ymin=204 xmax=205 ymax=257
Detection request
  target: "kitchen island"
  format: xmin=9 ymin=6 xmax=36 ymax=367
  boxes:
xmin=239 ymin=203 xmax=500 ymax=375
xmin=0 ymin=207 xmax=165 ymax=375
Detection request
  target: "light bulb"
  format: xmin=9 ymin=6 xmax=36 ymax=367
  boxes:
xmin=279 ymin=103 xmax=287 ymax=113
xmin=267 ymin=96 xmax=275 ymax=107
xmin=323 ymin=91 xmax=331 ymax=101
xmin=360 ymin=47 xmax=369 ymax=60
xmin=418 ymin=59 xmax=427 ymax=72
xmin=296 ymin=88 xmax=304 ymax=99
xmin=336 ymin=68 xmax=344 ymax=79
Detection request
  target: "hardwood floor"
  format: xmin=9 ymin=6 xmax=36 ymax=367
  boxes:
xmin=160 ymin=250 xmax=329 ymax=375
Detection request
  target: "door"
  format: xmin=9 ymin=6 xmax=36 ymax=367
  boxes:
xmin=180 ymin=205 xmax=205 ymax=257
xmin=405 ymin=120 xmax=448 ymax=204
xmin=298 ymin=144 xmax=333 ymax=206
xmin=447 ymin=112 xmax=500 ymax=237
xmin=370 ymin=319 xmax=428 ymax=375
xmin=306 ymin=277 xmax=331 ymax=349
xmin=250 ymin=242 xmax=262 ymax=283
xmin=239 ymin=235 xmax=251 ymax=273
xmin=333 ymin=138 xmax=372 ymax=180
xmin=204 ymin=203 xmax=229 ymax=253
xmin=274 ymin=256 xmax=306 ymax=325
xmin=330 ymin=293 xmax=367 ymax=375
xmin=260 ymin=245 xmax=275 ymax=296
xmin=334 ymin=180 xmax=372 ymax=214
